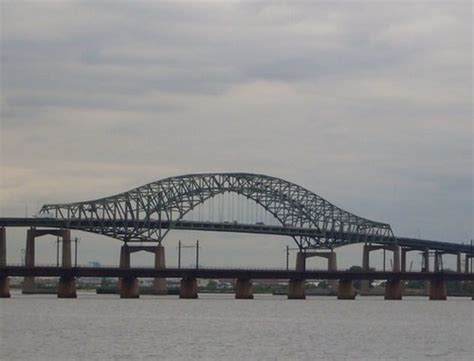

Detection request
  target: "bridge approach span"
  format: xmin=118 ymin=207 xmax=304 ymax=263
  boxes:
xmin=0 ymin=217 xmax=470 ymax=254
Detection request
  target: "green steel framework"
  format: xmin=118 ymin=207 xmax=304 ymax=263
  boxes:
xmin=40 ymin=173 xmax=395 ymax=249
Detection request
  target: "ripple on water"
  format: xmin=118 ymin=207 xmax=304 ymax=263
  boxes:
xmin=0 ymin=293 xmax=473 ymax=361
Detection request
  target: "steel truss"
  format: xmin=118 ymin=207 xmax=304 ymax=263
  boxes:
xmin=40 ymin=173 xmax=395 ymax=249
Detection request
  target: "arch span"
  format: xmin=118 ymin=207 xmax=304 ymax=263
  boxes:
xmin=40 ymin=173 xmax=394 ymax=248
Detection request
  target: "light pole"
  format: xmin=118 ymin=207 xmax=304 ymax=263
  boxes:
xmin=178 ymin=240 xmax=181 ymax=268
xmin=178 ymin=240 xmax=200 ymax=269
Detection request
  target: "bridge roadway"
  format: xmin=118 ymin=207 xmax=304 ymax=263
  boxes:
xmin=1 ymin=266 xmax=473 ymax=281
xmin=0 ymin=217 xmax=471 ymax=254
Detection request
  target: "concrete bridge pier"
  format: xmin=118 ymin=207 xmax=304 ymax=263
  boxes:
xmin=61 ymin=230 xmax=72 ymax=268
xmin=434 ymin=251 xmax=443 ymax=272
xmin=58 ymin=276 xmax=77 ymax=298
xmin=180 ymin=277 xmax=198 ymax=299
xmin=421 ymin=250 xmax=430 ymax=294
xmin=361 ymin=244 xmax=370 ymax=294
xmin=23 ymin=228 xmax=74 ymax=295
xmin=422 ymin=250 xmax=430 ymax=272
xmin=296 ymin=250 xmax=338 ymax=289
xmin=0 ymin=227 xmax=10 ymax=298
xmin=328 ymin=252 xmax=338 ymax=289
xmin=235 ymin=278 xmax=254 ymax=299
xmin=22 ymin=229 xmax=36 ymax=293
xmin=456 ymin=253 xmax=462 ymax=273
xmin=361 ymin=244 xmax=400 ymax=294
xmin=0 ymin=277 xmax=9 ymax=298
xmin=400 ymin=247 xmax=409 ymax=293
xmin=464 ymin=253 xmax=473 ymax=274
xmin=384 ymin=279 xmax=402 ymax=300
xmin=118 ymin=244 xmax=130 ymax=291
xmin=400 ymin=247 xmax=423 ymax=293
xmin=295 ymin=252 xmax=306 ymax=272
xmin=120 ymin=277 xmax=140 ymax=298
xmin=392 ymin=245 xmax=401 ymax=272
xmin=401 ymin=248 xmax=407 ymax=272
xmin=429 ymin=279 xmax=447 ymax=300
xmin=57 ymin=230 xmax=76 ymax=298
xmin=153 ymin=244 xmax=167 ymax=295
xmin=337 ymin=279 xmax=355 ymax=299
xmin=288 ymin=279 xmax=305 ymax=299
xmin=120 ymin=244 xmax=131 ymax=268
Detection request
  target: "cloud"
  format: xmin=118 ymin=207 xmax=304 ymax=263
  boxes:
xmin=0 ymin=0 xmax=472 ymax=266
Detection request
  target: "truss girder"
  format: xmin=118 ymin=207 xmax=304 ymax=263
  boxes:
xmin=40 ymin=173 xmax=394 ymax=248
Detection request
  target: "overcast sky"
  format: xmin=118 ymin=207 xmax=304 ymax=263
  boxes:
xmin=0 ymin=1 xmax=472 ymax=269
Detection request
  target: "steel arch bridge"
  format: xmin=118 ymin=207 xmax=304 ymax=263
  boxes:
xmin=40 ymin=173 xmax=395 ymax=249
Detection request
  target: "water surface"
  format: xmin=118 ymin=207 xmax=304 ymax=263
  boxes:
xmin=1 ymin=292 xmax=473 ymax=361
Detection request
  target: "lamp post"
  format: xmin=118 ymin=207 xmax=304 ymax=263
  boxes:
xmin=178 ymin=240 xmax=200 ymax=269
xmin=178 ymin=240 xmax=181 ymax=269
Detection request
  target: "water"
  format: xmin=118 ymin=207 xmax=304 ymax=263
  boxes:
xmin=1 ymin=292 xmax=473 ymax=361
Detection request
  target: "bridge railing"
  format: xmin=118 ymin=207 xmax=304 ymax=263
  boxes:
xmin=4 ymin=263 xmax=331 ymax=271
xmin=4 ymin=263 xmax=466 ymax=273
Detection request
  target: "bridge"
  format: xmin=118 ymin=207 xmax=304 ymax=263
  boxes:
xmin=0 ymin=172 xmax=472 ymax=300
xmin=0 ymin=218 xmax=471 ymax=254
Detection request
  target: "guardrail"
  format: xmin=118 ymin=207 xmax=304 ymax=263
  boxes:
xmin=2 ymin=266 xmax=473 ymax=281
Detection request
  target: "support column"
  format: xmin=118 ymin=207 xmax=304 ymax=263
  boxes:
xmin=361 ymin=245 xmax=370 ymax=294
xmin=58 ymin=276 xmax=77 ymax=298
xmin=235 ymin=279 xmax=254 ymax=299
xmin=300 ymin=250 xmax=338 ymax=290
xmin=120 ymin=244 xmax=130 ymax=268
xmin=120 ymin=277 xmax=139 ymax=298
xmin=465 ymin=254 xmax=470 ymax=273
xmin=0 ymin=277 xmax=10 ymax=298
xmin=434 ymin=252 xmax=441 ymax=272
xmin=288 ymin=279 xmax=305 ymax=299
xmin=401 ymin=248 xmax=407 ymax=272
xmin=295 ymin=252 xmax=305 ymax=272
xmin=118 ymin=244 xmax=130 ymax=292
xmin=422 ymin=251 xmax=430 ymax=272
xmin=61 ymin=230 xmax=72 ymax=268
xmin=422 ymin=250 xmax=430 ymax=294
xmin=58 ymin=230 xmax=76 ymax=298
xmin=392 ymin=245 xmax=400 ymax=272
xmin=400 ymin=248 xmax=407 ymax=294
xmin=180 ymin=277 xmax=198 ymax=299
xmin=0 ymin=227 xmax=6 ymax=267
xmin=429 ymin=279 xmax=447 ymax=300
xmin=384 ymin=279 xmax=402 ymax=300
xmin=153 ymin=244 xmax=167 ymax=295
xmin=337 ymin=279 xmax=356 ymax=299
xmin=0 ymin=227 xmax=10 ymax=298
xmin=328 ymin=251 xmax=338 ymax=290
xmin=456 ymin=253 xmax=462 ymax=273
xmin=22 ymin=229 xmax=35 ymax=294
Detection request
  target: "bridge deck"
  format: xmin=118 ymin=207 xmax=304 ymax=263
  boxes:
xmin=0 ymin=217 xmax=471 ymax=254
